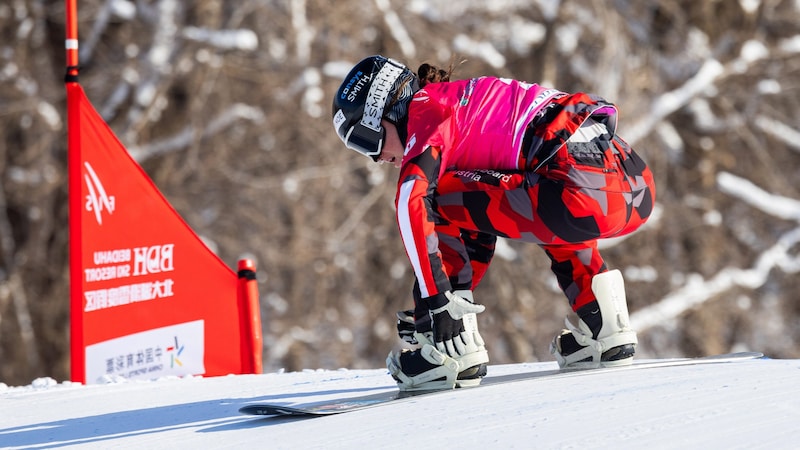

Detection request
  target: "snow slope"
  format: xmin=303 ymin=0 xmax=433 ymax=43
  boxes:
xmin=1 ymin=356 xmax=798 ymax=449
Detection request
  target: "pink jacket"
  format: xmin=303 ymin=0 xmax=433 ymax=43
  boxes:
xmin=405 ymin=77 xmax=564 ymax=174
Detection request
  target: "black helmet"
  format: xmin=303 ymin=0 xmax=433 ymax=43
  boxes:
xmin=332 ymin=56 xmax=419 ymax=160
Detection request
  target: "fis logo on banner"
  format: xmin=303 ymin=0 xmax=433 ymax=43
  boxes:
xmin=83 ymin=161 xmax=115 ymax=225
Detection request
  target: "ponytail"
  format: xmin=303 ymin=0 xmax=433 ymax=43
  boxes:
xmin=417 ymin=61 xmax=459 ymax=87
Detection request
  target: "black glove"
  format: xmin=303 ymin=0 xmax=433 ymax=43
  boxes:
xmin=424 ymin=291 xmax=485 ymax=356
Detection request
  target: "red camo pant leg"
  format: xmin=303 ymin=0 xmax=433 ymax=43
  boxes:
xmin=540 ymin=241 xmax=606 ymax=310
xmin=430 ymin=223 xmax=497 ymax=292
xmin=462 ymin=231 xmax=496 ymax=289
xmin=612 ymin=135 xmax=656 ymax=237
xmin=434 ymin=170 xmax=554 ymax=242
xmin=433 ymin=220 xmax=474 ymax=291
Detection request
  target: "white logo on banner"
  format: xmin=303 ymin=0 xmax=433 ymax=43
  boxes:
xmin=85 ymin=320 xmax=205 ymax=383
xmin=84 ymin=161 xmax=115 ymax=225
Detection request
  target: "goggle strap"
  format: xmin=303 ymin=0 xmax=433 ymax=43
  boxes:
xmin=360 ymin=62 xmax=405 ymax=132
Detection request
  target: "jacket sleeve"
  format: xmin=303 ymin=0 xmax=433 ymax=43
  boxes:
xmin=395 ymin=145 xmax=452 ymax=299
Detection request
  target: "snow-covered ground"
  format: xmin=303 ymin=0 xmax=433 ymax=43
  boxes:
xmin=1 ymin=355 xmax=798 ymax=449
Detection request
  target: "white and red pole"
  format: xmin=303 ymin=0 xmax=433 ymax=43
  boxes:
xmin=65 ymin=0 xmax=85 ymax=382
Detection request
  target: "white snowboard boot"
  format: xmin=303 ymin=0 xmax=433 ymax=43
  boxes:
xmin=387 ymin=291 xmax=489 ymax=391
xmin=550 ymin=269 xmax=637 ymax=369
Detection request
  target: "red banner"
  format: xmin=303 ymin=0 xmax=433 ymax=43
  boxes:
xmin=67 ymin=82 xmax=261 ymax=383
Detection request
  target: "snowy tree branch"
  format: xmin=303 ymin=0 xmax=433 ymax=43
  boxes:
xmin=127 ymin=104 xmax=265 ymax=162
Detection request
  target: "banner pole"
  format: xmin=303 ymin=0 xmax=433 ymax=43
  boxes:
xmin=237 ymin=259 xmax=263 ymax=374
xmin=65 ymin=0 xmax=79 ymax=79
xmin=65 ymin=0 xmax=84 ymax=383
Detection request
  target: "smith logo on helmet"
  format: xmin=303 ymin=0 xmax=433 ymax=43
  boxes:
xmin=361 ymin=63 xmax=404 ymax=131
xmin=341 ymin=70 xmax=368 ymax=102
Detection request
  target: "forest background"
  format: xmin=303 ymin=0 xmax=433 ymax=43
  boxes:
xmin=1 ymin=0 xmax=799 ymax=386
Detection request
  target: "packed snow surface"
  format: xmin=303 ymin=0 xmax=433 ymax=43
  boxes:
xmin=1 ymin=356 xmax=798 ymax=449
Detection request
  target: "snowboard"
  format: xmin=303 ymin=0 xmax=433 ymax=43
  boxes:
xmin=239 ymin=351 xmax=763 ymax=417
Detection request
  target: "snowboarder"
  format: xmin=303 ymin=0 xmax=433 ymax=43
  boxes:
xmin=331 ymin=55 xmax=656 ymax=391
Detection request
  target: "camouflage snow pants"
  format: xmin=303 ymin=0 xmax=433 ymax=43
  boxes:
xmin=431 ymin=106 xmax=656 ymax=311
